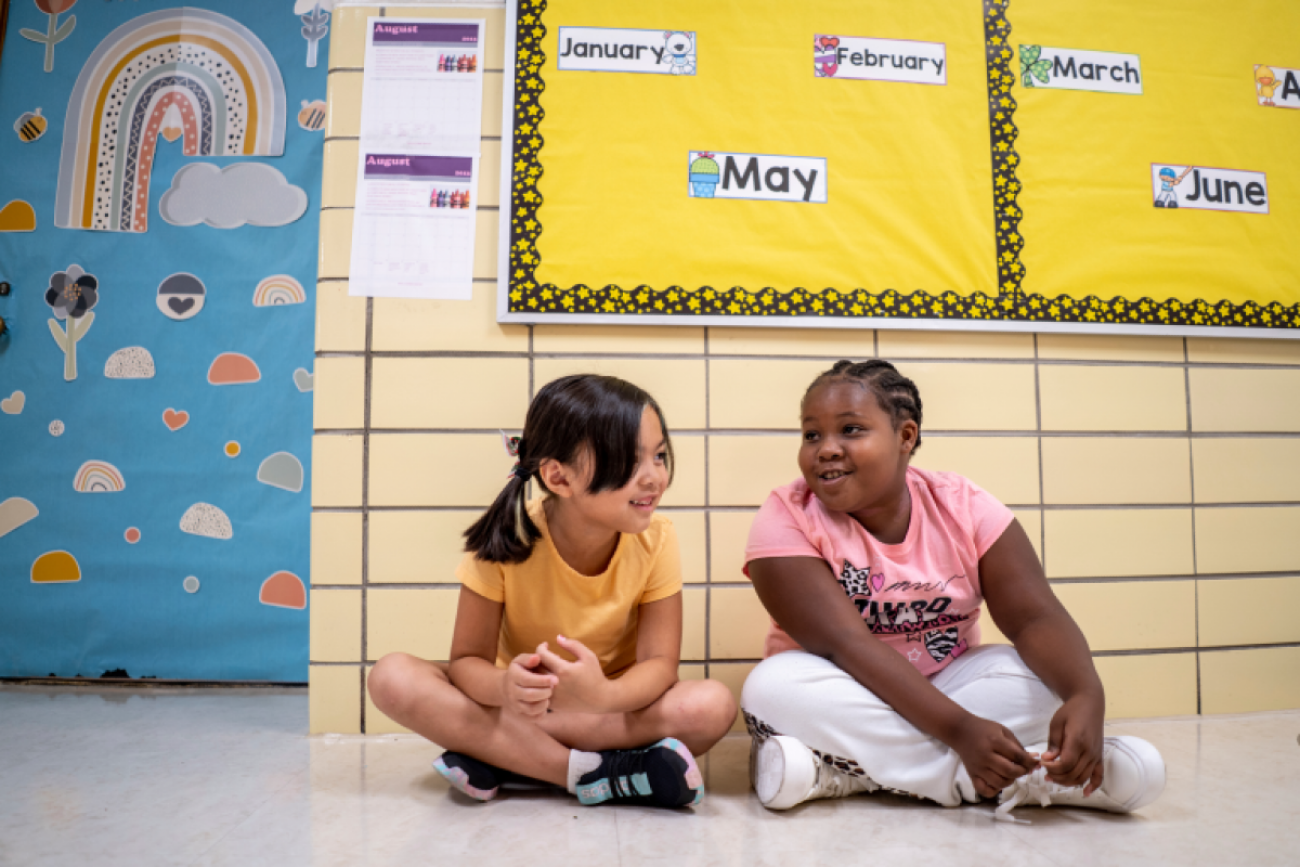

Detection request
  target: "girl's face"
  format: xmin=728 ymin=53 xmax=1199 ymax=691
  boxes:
xmin=566 ymin=405 xmax=670 ymax=536
xmin=798 ymin=380 xmax=916 ymax=513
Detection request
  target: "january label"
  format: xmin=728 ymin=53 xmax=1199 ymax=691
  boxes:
xmin=813 ymin=34 xmax=946 ymax=85
xmin=1019 ymin=45 xmax=1142 ymax=95
xmin=1151 ymin=164 xmax=1269 ymax=214
xmin=688 ymin=152 xmax=827 ymax=203
xmin=557 ymin=27 xmax=696 ymax=75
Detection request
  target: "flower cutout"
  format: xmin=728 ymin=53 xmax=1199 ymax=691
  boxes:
xmin=45 ymin=265 xmax=98 ymax=321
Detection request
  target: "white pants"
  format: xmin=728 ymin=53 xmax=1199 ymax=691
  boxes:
xmin=741 ymin=645 xmax=1061 ymax=806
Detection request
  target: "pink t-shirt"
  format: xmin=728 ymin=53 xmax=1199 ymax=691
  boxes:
xmin=744 ymin=466 xmax=1015 ymax=677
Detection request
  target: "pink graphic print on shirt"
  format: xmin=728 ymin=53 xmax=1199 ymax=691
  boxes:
xmin=836 ymin=559 xmax=971 ymax=663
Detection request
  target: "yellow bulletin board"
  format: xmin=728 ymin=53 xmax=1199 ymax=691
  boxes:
xmin=497 ymin=0 xmax=1300 ymax=336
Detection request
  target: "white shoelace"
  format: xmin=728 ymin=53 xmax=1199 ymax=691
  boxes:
xmin=811 ymin=761 xmax=874 ymax=800
xmin=993 ymin=767 xmax=1061 ymax=825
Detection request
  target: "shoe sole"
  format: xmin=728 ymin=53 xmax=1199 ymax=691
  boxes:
xmin=753 ymin=736 xmax=816 ymax=811
xmin=1105 ymin=736 xmax=1166 ymax=812
xmin=658 ymin=737 xmax=706 ymax=807
xmin=432 ymin=756 xmax=498 ymax=802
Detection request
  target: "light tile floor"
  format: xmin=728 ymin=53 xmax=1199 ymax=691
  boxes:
xmin=2 ymin=685 xmax=1298 ymax=866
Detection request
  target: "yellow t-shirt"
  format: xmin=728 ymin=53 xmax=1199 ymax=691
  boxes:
xmin=456 ymin=499 xmax=683 ymax=677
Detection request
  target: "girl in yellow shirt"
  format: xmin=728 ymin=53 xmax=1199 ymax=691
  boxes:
xmin=368 ymin=374 xmax=736 ymax=808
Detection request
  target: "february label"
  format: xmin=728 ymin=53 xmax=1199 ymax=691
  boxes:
xmin=1019 ymin=45 xmax=1142 ymax=95
xmin=688 ymin=152 xmax=827 ymax=203
xmin=1151 ymin=165 xmax=1268 ymax=214
xmin=813 ymin=34 xmax=946 ymax=85
xmin=557 ymin=27 xmax=696 ymax=75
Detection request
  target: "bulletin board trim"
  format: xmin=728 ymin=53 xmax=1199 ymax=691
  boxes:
xmin=496 ymin=0 xmax=1300 ymax=338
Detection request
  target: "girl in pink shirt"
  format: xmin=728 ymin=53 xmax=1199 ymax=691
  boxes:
xmin=742 ymin=360 xmax=1166 ymax=821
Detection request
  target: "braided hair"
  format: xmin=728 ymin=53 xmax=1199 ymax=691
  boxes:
xmin=463 ymin=374 xmax=674 ymax=563
xmin=803 ymin=359 xmax=924 ymax=454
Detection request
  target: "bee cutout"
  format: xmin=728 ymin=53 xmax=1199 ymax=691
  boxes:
xmin=298 ymin=99 xmax=326 ymax=132
xmin=14 ymin=108 xmax=48 ymax=143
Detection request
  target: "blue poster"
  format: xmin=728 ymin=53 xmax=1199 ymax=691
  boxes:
xmin=0 ymin=0 xmax=331 ymax=680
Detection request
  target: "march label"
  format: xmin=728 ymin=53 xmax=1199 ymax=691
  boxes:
xmin=1019 ymin=45 xmax=1142 ymax=95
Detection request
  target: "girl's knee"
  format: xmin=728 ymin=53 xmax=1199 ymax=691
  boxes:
xmin=367 ymin=652 xmax=428 ymax=713
xmin=667 ymin=679 xmax=737 ymax=743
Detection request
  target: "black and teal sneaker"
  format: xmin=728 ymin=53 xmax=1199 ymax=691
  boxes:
xmin=433 ymin=751 xmax=555 ymax=801
xmin=433 ymin=752 xmax=505 ymax=801
xmin=575 ymin=738 xmax=704 ymax=808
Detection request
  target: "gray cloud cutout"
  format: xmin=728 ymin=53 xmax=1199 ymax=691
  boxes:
xmin=159 ymin=163 xmax=308 ymax=229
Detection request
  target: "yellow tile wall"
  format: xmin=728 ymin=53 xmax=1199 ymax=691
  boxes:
xmin=311 ymin=8 xmax=1300 ymax=733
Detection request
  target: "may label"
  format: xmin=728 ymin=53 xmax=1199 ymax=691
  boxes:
xmin=1019 ymin=45 xmax=1142 ymax=94
xmin=1255 ymin=65 xmax=1300 ymax=108
xmin=1151 ymin=164 xmax=1268 ymax=214
xmin=688 ymin=152 xmax=827 ymax=203
xmin=813 ymin=35 xmax=946 ymax=85
xmin=556 ymin=27 xmax=696 ymax=75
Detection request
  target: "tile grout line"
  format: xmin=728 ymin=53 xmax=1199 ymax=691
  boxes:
xmin=1033 ymin=333 xmax=1047 ymax=567
xmin=703 ymin=327 xmax=712 ymax=681
xmin=360 ymin=292 xmax=374 ymax=733
xmin=1185 ymin=336 xmax=1202 ymax=715
xmin=363 ymin=4 xmax=387 ymax=739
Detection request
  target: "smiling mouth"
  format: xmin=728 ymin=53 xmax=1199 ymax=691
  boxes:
xmin=819 ymin=470 xmax=851 ymax=481
xmin=631 ymin=497 xmax=657 ymax=507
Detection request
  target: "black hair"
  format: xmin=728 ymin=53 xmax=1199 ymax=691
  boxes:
xmin=463 ymin=374 xmax=674 ymax=563
xmin=803 ymin=359 xmax=924 ymax=453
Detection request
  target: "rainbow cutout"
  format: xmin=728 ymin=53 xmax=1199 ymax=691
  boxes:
xmin=252 ymin=275 xmax=306 ymax=307
xmin=54 ymin=9 xmax=286 ymax=233
xmin=73 ymin=460 xmax=126 ymax=493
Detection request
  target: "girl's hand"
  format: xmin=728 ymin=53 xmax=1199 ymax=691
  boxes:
xmin=952 ymin=715 xmax=1040 ymax=799
xmin=535 ymin=636 xmax=611 ymax=713
xmin=1041 ymin=691 xmax=1106 ymax=795
xmin=501 ymin=652 xmax=557 ymax=719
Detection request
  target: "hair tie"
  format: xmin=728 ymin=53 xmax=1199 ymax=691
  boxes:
xmin=500 ymin=430 xmax=528 ymax=481
xmin=500 ymin=430 xmax=523 ymax=457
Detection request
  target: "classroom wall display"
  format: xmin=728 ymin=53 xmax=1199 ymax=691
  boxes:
xmin=497 ymin=0 xmax=1300 ymax=337
xmin=0 ymin=1 xmax=326 ymax=682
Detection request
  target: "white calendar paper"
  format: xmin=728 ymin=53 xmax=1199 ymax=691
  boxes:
xmin=349 ymin=18 xmax=485 ymax=299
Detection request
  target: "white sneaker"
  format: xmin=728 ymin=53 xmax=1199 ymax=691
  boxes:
xmin=753 ymin=735 xmax=877 ymax=811
xmin=994 ymin=736 xmax=1165 ymax=823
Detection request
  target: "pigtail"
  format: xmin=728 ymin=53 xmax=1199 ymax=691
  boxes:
xmin=463 ymin=468 xmax=542 ymax=563
xmin=462 ymin=373 xmax=673 ymax=563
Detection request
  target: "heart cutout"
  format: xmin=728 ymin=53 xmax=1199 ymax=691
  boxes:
xmin=162 ymin=408 xmax=189 ymax=431
xmin=0 ymin=390 xmax=24 ymax=414
xmin=160 ymin=126 xmax=183 ymax=143
xmin=293 ymin=368 xmax=314 ymax=393
xmin=818 ymin=37 xmax=840 ymax=50
xmin=871 ymin=573 xmax=884 ymax=592
xmin=168 ymin=297 xmax=196 ymax=315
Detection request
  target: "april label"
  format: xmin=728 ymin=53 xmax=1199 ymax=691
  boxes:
xmin=813 ymin=34 xmax=946 ymax=85
xmin=1151 ymin=165 xmax=1268 ymax=214
xmin=688 ymin=152 xmax=827 ymax=203
xmin=1255 ymin=65 xmax=1300 ymax=108
xmin=1019 ymin=45 xmax=1142 ymax=95
xmin=557 ymin=27 xmax=696 ymax=75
